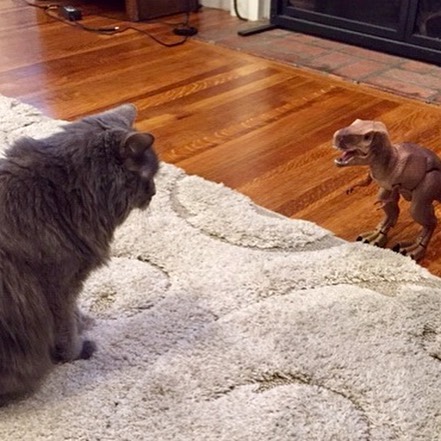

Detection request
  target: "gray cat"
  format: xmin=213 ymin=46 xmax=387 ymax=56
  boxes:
xmin=0 ymin=104 xmax=159 ymax=405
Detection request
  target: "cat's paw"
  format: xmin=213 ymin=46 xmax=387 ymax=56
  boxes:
xmin=52 ymin=345 xmax=69 ymax=363
xmin=52 ymin=339 xmax=96 ymax=362
xmin=79 ymin=340 xmax=97 ymax=360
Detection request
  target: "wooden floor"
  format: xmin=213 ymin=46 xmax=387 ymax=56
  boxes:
xmin=3 ymin=1 xmax=441 ymax=275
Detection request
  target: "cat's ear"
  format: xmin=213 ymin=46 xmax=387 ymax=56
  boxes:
xmin=121 ymin=132 xmax=158 ymax=180
xmin=82 ymin=104 xmax=137 ymax=129
xmin=110 ymin=104 xmax=137 ymax=127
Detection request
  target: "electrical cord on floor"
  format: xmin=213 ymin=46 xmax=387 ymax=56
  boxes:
xmin=233 ymin=0 xmax=248 ymax=21
xmin=24 ymin=0 xmax=196 ymax=47
xmin=83 ymin=7 xmax=196 ymax=35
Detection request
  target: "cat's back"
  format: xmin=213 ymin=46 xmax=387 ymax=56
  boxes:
xmin=0 ymin=135 xmax=71 ymax=203
xmin=0 ymin=136 xmax=74 ymax=259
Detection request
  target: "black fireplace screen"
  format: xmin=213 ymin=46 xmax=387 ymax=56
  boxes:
xmin=270 ymin=0 xmax=441 ymax=64
xmin=415 ymin=0 xmax=441 ymax=38
xmin=287 ymin=0 xmax=402 ymax=30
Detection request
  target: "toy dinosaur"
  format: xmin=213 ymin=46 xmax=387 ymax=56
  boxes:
xmin=332 ymin=119 xmax=441 ymax=261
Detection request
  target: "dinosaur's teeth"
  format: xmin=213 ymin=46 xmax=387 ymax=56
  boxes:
xmin=342 ymin=151 xmax=354 ymax=161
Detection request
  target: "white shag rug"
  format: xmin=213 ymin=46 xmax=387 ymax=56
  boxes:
xmin=1 ymin=95 xmax=441 ymax=441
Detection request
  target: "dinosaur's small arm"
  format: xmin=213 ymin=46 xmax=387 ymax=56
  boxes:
xmin=346 ymin=173 xmax=372 ymax=194
xmin=332 ymin=119 xmax=441 ymax=261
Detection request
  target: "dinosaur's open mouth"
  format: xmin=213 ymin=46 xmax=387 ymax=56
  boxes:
xmin=335 ymin=149 xmax=357 ymax=166
xmin=334 ymin=148 xmax=368 ymax=166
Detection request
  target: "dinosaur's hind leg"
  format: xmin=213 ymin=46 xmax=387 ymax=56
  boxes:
xmin=392 ymin=172 xmax=441 ymax=260
xmin=356 ymin=187 xmax=399 ymax=247
xmin=392 ymin=211 xmax=435 ymax=261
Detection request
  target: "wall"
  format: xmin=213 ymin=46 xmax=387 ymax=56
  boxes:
xmin=200 ymin=0 xmax=271 ymax=20
xmin=200 ymin=0 xmax=230 ymax=11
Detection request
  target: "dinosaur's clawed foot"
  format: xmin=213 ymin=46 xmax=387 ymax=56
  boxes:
xmin=392 ymin=241 xmax=426 ymax=261
xmin=356 ymin=230 xmax=388 ymax=248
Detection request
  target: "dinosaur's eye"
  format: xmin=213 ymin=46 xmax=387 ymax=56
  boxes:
xmin=363 ymin=132 xmax=372 ymax=141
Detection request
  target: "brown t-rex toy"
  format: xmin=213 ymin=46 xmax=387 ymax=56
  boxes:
xmin=332 ymin=119 xmax=441 ymax=261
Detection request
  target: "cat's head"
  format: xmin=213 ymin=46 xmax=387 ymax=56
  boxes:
xmin=70 ymin=104 xmax=160 ymax=212
xmin=83 ymin=104 xmax=158 ymax=176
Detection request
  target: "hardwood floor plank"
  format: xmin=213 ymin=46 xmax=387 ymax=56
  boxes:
xmin=174 ymin=88 xmax=395 ymax=186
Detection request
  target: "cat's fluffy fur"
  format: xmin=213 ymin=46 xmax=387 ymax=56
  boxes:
xmin=0 ymin=104 xmax=159 ymax=405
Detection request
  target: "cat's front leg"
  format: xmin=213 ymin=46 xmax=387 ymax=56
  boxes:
xmin=53 ymin=303 xmax=96 ymax=363
xmin=75 ymin=307 xmax=96 ymax=334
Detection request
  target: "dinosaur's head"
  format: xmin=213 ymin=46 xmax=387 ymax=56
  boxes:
xmin=332 ymin=119 xmax=389 ymax=167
